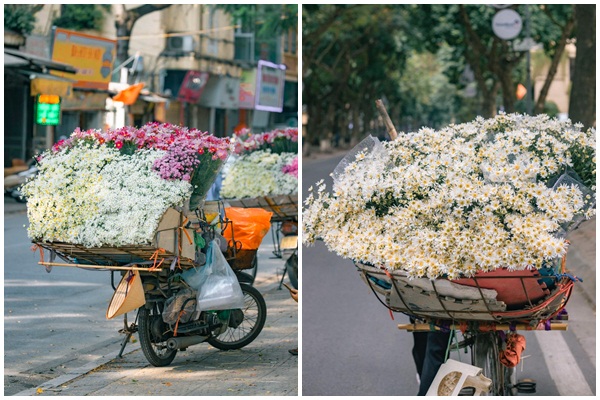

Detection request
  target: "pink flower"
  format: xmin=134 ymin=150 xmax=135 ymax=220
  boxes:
xmin=282 ymin=156 xmax=298 ymax=178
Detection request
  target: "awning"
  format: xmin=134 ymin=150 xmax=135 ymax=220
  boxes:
xmin=4 ymin=48 xmax=77 ymax=74
xmin=140 ymin=93 xmax=167 ymax=103
xmin=29 ymin=73 xmax=76 ymax=97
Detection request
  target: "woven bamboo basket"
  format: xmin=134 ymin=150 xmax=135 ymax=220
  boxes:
xmin=356 ymin=254 xmax=576 ymax=325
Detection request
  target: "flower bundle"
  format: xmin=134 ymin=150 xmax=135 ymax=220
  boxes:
xmin=23 ymin=123 xmax=231 ymax=247
xmin=303 ymin=113 xmax=595 ymax=280
xmin=232 ymin=127 xmax=298 ymax=155
xmin=220 ymin=150 xmax=298 ymax=199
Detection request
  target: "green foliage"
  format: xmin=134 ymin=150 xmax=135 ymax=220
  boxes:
xmin=217 ymin=4 xmax=297 ymax=36
xmin=397 ymin=47 xmax=467 ymax=129
xmin=4 ymin=5 xmax=43 ymax=34
xmin=303 ymin=4 xmax=580 ymax=148
xmin=530 ymin=5 xmax=575 ymax=58
xmin=53 ymin=5 xmax=107 ymax=31
xmin=303 ymin=5 xmax=410 ymax=141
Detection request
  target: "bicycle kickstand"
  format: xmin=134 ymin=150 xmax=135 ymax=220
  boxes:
xmin=117 ymin=313 xmax=138 ymax=358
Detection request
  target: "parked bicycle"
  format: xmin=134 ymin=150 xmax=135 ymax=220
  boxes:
xmin=35 ymin=204 xmax=268 ymax=367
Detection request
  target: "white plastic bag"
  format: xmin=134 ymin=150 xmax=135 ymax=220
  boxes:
xmin=195 ymin=241 xmax=245 ymax=312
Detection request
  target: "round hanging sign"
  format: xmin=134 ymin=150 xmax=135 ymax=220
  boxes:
xmin=492 ymin=9 xmax=522 ymax=40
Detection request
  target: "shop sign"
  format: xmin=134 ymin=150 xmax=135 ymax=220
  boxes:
xmin=255 ymin=60 xmax=286 ymax=112
xmin=178 ymin=71 xmax=210 ymax=103
xmin=35 ymin=94 xmax=61 ymax=125
xmin=31 ymin=77 xmax=73 ymax=97
xmin=51 ymin=28 xmax=116 ymax=90
xmin=239 ymin=69 xmax=257 ymax=109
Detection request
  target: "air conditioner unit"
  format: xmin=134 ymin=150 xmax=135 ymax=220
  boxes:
xmin=166 ymin=35 xmax=195 ymax=53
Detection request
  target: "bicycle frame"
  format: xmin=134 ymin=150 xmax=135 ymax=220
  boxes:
xmin=398 ymin=320 xmax=568 ymax=395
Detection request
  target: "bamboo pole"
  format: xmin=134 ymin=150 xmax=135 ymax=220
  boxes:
xmin=397 ymin=322 xmax=568 ymax=332
xmin=375 ymin=99 xmax=398 ymax=140
xmin=38 ymin=261 xmax=164 ymax=272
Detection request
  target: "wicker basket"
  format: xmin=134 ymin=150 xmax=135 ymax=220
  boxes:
xmin=226 ymin=248 xmax=257 ymax=270
xmin=33 ymin=208 xmax=200 ymax=271
xmin=356 ymin=260 xmax=575 ymax=325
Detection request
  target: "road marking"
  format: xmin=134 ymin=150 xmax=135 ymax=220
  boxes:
xmin=535 ymin=331 xmax=594 ymax=395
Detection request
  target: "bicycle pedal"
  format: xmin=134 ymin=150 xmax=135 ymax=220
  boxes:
xmin=457 ymin=387 xmax=475 ymax=396
xmin=516 ymin=378 xmax=536 ymax=393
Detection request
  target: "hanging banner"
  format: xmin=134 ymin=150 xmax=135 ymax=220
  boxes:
xmin=239 ymin=69 xmax=257 ymax=109
xmin=51 ymin=28 xmax=116 ymax=90
xmin=255 ymin=60 xmax=286 ymax=112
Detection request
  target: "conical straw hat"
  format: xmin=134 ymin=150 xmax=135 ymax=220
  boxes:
xmin=106 ymin=270 xmax=146 ymax=319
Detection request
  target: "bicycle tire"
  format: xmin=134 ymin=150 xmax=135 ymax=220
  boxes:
xmin=138 ymin=304 xmax=178 ymax=367
xmin=207 ymin=284 xmax=267 ymax=350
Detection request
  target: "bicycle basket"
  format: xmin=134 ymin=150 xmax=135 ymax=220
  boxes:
xmin=356 ymin=259 xmax=575 ymax=324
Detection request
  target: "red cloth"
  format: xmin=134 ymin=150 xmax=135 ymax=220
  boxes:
xmin=499 ymin=333 xmax=526 ymax=367
xmin=453 ymin=268 xmax=549 ymax=309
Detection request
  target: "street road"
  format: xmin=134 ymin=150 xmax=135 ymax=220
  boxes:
xmin=301 ymin=152 xmax=596 ymax=396
xmin=4 ymin=210 xmax=125 ymax=395
xmin=4 ymin=207 xmax=298 ymax=396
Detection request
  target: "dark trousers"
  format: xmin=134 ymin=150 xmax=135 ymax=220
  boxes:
xmin=412 ymin=329 xmax=451 ymax=395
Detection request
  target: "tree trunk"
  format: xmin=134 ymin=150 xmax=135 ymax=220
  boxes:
xmin=498 ymin=68 xmax=515 ymax=113
xmin=481 ymin=82 xmax=500 ymax=118
xmin=535 ymin=16 xmax=575 ymax=115
xmin=568 ymin=5 xmax=596 ymax=128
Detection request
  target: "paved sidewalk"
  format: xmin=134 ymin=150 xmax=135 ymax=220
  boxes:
xmin=15 ymin=288 xmax=298 ymax=396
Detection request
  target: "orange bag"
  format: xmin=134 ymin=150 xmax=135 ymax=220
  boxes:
xmin=223 ymin=207 xmax=273 ymax=250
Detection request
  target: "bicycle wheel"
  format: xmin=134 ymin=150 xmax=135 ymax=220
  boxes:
xmin=208 ymin=284 xmax=267 ymax=350
xmin=472 ymin=332 xmax=503 ymax=395
xmin=138 ymin=303 xmax=177 ymax=367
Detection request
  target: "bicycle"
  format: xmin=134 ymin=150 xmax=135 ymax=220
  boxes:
xmin=34 ymin=203 xmax=268 ymax=367
xmin=396 ymin=319 xmax=568 ymax=395
xmin=356 ymin=250 xmax=577 ymax=396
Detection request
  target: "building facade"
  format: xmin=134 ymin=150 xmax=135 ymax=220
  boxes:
xmin=4 ymin=4 xmax=299 ymax=166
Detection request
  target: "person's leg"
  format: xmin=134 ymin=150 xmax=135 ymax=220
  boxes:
xmin=412 ymin=331 xmax=428 ymax=379
xmin=417 ymin=330 xmax=451 ymax=395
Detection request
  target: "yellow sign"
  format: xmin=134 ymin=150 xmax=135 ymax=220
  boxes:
xmin=51 ymin=28 xmax=116 ymax=90
xmin=31 ymin=78 xmax=73 ymax=97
